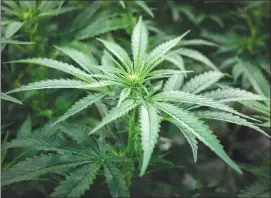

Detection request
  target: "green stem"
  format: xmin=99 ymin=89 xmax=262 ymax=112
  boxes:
xmin=127 ymin=108 xmax=136 ymax=157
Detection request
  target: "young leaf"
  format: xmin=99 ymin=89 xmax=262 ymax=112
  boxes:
xmin=132 ymin=17 xmax=148 ymax=71
xmin=139 ymin=104 xmax=161 ymax=176
xmin=103 ymin=164 xmax=129 ymax=197
xmin=146 ymin=69 xmax=192 ymax=81
xmin=98 ymin=39 xmax=133 ymax=72
xmin=155 ymin=102 xmax=242 ymax=174
xmin=182 ymin=71 xmax=223 ymax=94
xmin=163 ymin=74 xmax=184 ymax=91
xmin=89 ymin=100 xmax=138 ymax=135
xmin=145 ymin=31 xmax=190 ymax=72
xmin=1 ymin=153 xmax=92 ymax=186
xmin=52 ymin=93 xmax=106 ymax=126
xmin=50 ymin=163 xmax=101 ymax=197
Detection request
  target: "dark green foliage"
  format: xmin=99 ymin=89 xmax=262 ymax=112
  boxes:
xmin=1 ymin=1 xmax=270 ymax=197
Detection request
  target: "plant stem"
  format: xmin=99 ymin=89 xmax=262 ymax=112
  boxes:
xmin=127 ymin=108 xmax=136 ymax=157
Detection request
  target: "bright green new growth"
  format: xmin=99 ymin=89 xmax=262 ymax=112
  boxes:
xmin=6 ymin=16 xmax=269 ymax=183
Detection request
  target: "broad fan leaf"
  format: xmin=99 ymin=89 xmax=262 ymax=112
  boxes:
xmin=155 ymin=102 xmax=242 ymax=174
xmin=52 ymin=93 xmax=106 ymax=126
xmin=201 ymin=88 xmax=267 ymax=103
xmin=7 ymin=58 xmax=93 ymax=82
xmin=117 ymin=88 xmax=131 ymax=107
xmin=50 ymin=163 xmax=101 ymax=197
xmin=182 ymin=71 xmax=223 ymax=94
xmin=194 ymin=111 xmax=270 ymax=137
xmin=0 ymin=92 xmax=22 ymax=104
xmin=139 ymin=104 xmax=161 ymax=176
xmin=103 ymin=163 xmax=129 ymax=197
xmin=145 ymin=30 xmax=190 ymax=71
xmin=89 ymin=100 xmax=138 ymax=135
xmin=1 ymin=153 xmax=92 ymax=186
xmin=154 ymin=91 xmax=258 ymax=121
xmin=6 ymin=79 xmax=117 ymax=94
xmin=132 ymin=16 xmax=148 ymax=71
xmin=179 ymin=48 xmax=218 ymax=70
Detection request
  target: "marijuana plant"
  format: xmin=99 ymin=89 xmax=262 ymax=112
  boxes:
xmin=2 ymin=119 xmax=130 ymax=197
xmin=4 ymin=17 xmax=270 ymax=197
xmin=1 ymin=1 xmax=75 ymax=51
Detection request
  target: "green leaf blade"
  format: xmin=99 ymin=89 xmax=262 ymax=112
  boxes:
xmin=7 ymin=58 xmax=93 ymax=82
xmin=155 ymin=102 xmax=242 ymax=174
xmin=0 ymin=92 xmax=22 ymax=104
xmin=52 ymin=93 xmax=106 ymax=126
xmin=1 ymin=154 xmax=92 ymax=186
xmin=182 ymin=71 xmax=223 ymax=94
xmin=89 ymin=100 xmax=138 ymax=135
xmin=104 ymin=164 xmax=129 ymax=197
xmin=131 ymin=17 xmax=148 ymax=72
xmin=50 ymin=163 xmax=101 ymax=198
xmin=139 ymin=104 xmax=161 ymax=176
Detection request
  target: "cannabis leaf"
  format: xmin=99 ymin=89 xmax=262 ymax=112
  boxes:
xmin=0 ymin=92 xmax=22 ymax=105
